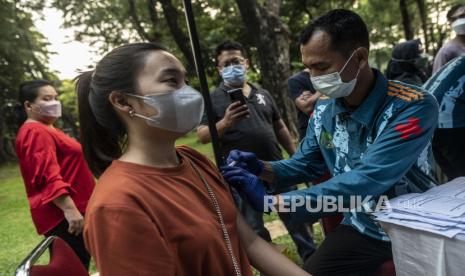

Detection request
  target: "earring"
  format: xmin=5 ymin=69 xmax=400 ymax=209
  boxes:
xmin=128 ymin=108 xmax=135 ymax=117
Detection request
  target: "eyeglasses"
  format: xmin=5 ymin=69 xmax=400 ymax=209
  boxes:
xmin=220 ymin=57 xmax=245 ymax=68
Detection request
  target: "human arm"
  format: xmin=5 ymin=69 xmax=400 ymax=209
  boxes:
xmin=432 ymin=46 xmax=452 ymax=74
xmin=236 ymin=213 xmax=310 ymax=276
xmin=295 ymin=91 xmax=321 ymax=114
xmin=268 ymin=115 xmax=328 ymax=188
xmin=287 ymin=71 xmax=319 ymax=115
xmin=227 ymin=95 xmax=438 ymax=224
xmin=278 ymin=95 xmax=439 ymax=223
xmin=273 ymin=119 xmax=296 ymax=156
xmin=197 ymin=101 xmax=249 ymax=143
xmin=225 ymin=120 xmax=328 ymax=189
xmin=53 ymin=195 xmax=84 ymax=235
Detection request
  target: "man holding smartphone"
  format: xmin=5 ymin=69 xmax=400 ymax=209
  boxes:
xmin=197 ymin=40 xmax=317 ymax=262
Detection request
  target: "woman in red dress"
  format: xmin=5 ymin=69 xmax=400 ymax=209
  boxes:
xmin=15 ymin=80 xmax=95 ymax=269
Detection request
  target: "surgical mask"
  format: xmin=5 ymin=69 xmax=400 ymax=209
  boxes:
xmin=310 ymin=51 xmax=360 ymax=99
xmin=31 ymin=100 xmax=62 ymax=118
xmin=452 ymin=18 xmax=465 ymax=35
xmin=221 ymin=64 xmax=246 ymax=86
xmin=128 ymin=85 xmax=204 ymax=133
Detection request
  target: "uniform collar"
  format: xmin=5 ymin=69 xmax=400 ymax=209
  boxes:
xmin=331 ymin=69 xmax=388 ymax=129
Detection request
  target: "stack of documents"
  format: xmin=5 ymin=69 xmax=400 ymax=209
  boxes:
xmin=374 ymin=177 xmax=465 ymax=240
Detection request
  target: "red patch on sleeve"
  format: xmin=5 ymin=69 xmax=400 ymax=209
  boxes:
xmin=394 ymin=117 xmax=422 ymax=140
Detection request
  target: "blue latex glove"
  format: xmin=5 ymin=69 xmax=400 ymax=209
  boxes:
xmin=226 ymin=150 xmax=264 ymax=176
xmin=221 ymin=165 xmax=266 ymax=212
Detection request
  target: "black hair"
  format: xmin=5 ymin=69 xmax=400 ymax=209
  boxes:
xmin=447 ymin=4 xmax=465 ymax=22
xmin=75 ymin=42 xmax=167 ymax=177
xmin=18 ymin=79 xmax=53 ymax=105
xmin=214 ymin=40 xmax=247 ymax=65
xmin=17 ymin=79 xmax=54 ymax=124
xmin=391 ymin=39 xmax=422 ymax=60
xmin=299 ymin=9 xmax=370 ymax=57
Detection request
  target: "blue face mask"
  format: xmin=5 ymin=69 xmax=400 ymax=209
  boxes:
xmin=221 ymin=64 xmax=246 ymax=86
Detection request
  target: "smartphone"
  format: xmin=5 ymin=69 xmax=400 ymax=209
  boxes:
xmin=227 ymin=88 xmax=247 ymax=105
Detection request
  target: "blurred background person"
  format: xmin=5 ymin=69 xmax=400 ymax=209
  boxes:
xmin=432 ymin=4 xmax=465 ymax=73
xmin=15 ymin=80 xmax=95 ymax=269
xmin=287 ymin=69 xmax=321 ymax=141
xmin=197 ymin=41 xmax=316 ymax=262
xmin=385 ymin=39 xmax=429 ymax=86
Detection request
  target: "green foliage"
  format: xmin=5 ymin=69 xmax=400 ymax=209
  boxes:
xmin=57 ymin=79 xmax=79 ymax=137
xmin=0 ymin=0 xmax=57 ymax=162
xmin=0 ymin=163 xmax=47 ymax=274
xmin=0 ymin=162 xmax=98 ymax=273
xmin=0 ymin=0 xmax=54 ymax=103
xmin=48 ymin=0 xmax=459 ymax=85
xmin=0 ymin=0 xmax=460 ymax=163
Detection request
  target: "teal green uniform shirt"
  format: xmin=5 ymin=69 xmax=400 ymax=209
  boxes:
xmin=270 ymin=70 xmax=438 ymax=241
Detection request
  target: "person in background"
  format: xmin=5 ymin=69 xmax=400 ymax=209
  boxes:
xmin=432 ymin=4 xmax=465 ymax=73
xmin=423 ymin=55 xmax=465 ymax=180
xmin=287 ymin=69 xmax=321 ymax=141
xmin=197 ymin=41 xmax=316 ymax=262
xmin=222 ymin=9 xmax=439 ymax=275
xmin=77 ymin=42 xmax=308 ymax=276
xmin=15 ymin=80 xmax=95 ymax=269
xmin=385 ymin=39 xmax=429 ymax=86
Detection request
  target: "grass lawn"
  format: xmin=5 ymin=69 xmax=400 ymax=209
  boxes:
xmin=0 ymin=163 xmax=48 ymax=274
xmin=0 ymin=132 xmax=322 ymax=274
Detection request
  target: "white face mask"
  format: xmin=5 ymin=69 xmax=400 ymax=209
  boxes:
xmin=310 ymin=50 xmax=360 ymax=99
xmin=128 ymin=85 xmax=205 ymax=134
xmin=452 ymin=18 xmax=465 ymax=35
xmin=31 ymin=100 xmax=62 ymax=118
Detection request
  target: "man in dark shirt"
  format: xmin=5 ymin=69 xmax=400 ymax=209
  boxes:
xmin=197 ymin=40 xmax=316 ymax=261
xmin=287 ymin=69 xmax=321 ymax=141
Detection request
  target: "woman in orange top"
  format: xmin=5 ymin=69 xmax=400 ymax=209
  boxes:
xmin=76 ymin=42 xmax=308 ymax=276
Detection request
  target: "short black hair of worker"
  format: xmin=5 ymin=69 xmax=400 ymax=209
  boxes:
xmin=215 ymin=40 xmax=247 ymax=65
xmin=19 ymin=79 xmax=54 ymax=105
xmin=299 ymin=9 xmax=370 ymax=57
xmin=447 ymin=4 xmax=465 ymax=22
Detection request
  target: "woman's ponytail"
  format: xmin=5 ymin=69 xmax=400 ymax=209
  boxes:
xmin=75 ymin=71 xmax=123 ymax=177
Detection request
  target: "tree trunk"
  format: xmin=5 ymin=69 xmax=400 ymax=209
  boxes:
xmin=128 ymin=0 xmax=151 ymax=41
xmin=147 ymin=0 xmax=163 ymax=42
xmin=0 ymin=111 xmax=17 ymax=164
xmin=0 ymin=118 xmax=8 ymax=164
xmin=235 ymin=0 xmax=298 ymax=138
xmin=399 ymin=0 xmax=414 ymax=40
xmin=415 ymin=0 xmax=430 ymax=52
xmin=429 ymin=0 xmax=447 ymax=55
xmin=157 ymin=0 xmax=195 ymax=74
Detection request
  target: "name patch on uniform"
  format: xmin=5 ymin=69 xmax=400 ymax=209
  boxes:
xmin=320 ymin=131 xmax=334 ymax=148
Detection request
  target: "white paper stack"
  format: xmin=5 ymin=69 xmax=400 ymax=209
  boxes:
xmin=374 ymin=177 xmax=465 ymax=240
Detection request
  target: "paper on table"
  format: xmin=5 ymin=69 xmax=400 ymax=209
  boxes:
xmin=374 ymin=177 xmax=465 ymax=239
